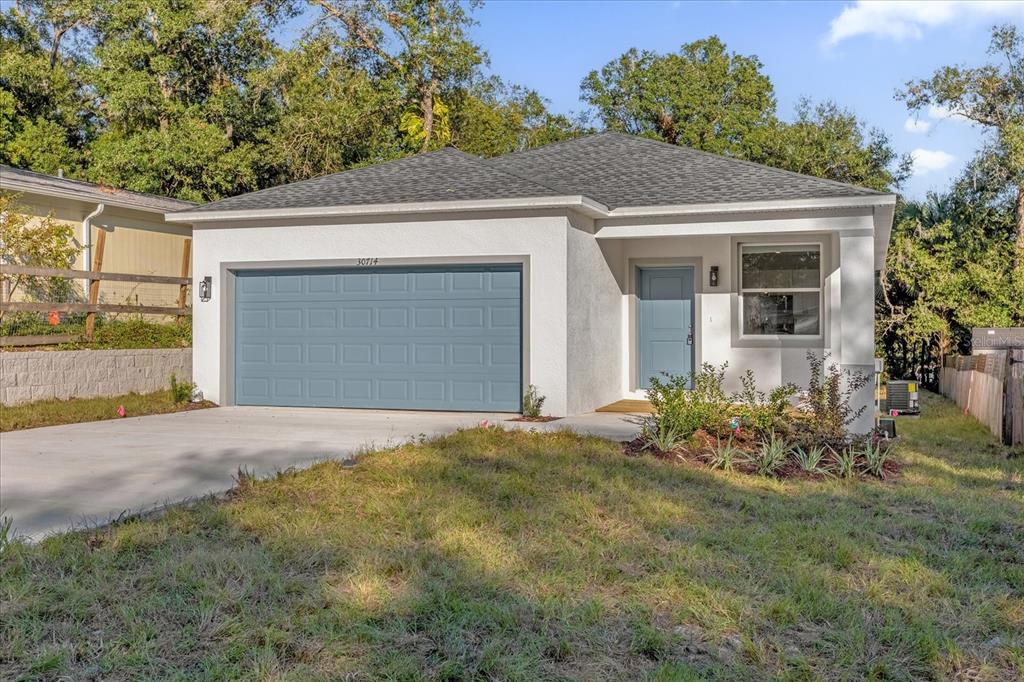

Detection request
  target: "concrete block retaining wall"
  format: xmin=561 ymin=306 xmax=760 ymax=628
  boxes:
xmin=0 ymin=348 xmax=192 ymax=406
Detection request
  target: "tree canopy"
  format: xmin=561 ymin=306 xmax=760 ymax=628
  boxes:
xmin=582 ymin=37 xmax=908 ymax=192
xmin=3 ymin=1 xmax=1019 ymax=384
xmin=877 ymin=23 xmax=1024 ymax=381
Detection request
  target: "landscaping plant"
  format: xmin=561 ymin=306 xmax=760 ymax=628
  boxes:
xmin=860 ymin=440 xmax=893 ymax=479
xmin=733 ymin=369 xmax=797 ymax=437
xmin=169 ymin=374 xmax=195 ymax=404
xmin=639 ymin=416 xmax=683 ymax=453
xmin=746 ymin=432 xmax=791 ymax=477
xmin=800 ymin=351 xmax=870 ymax=449
xmin=830 ymin=446 xmax=858 ymax=479
xmin=644 ymin=363 xmax=729 ymax=448
xmin=521 ymin=384 xmax=546 ymax=418
xmin=708 ymin=435 xmax=741 ymax=471
xmin=637 ymin=354 xmax=899 ymax=482
xmin=792 ymin=445 xmax=828 ymax=475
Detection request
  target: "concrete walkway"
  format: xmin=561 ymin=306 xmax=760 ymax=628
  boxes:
xmin=0 ymin=407 xmax=641 ymax=540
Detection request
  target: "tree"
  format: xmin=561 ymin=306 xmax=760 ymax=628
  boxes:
xmin=581 ymin=37 xmax=906 ymax=192
xmin=0 ymin=0 xmax=92 ymax=174
xmin=83 ymin=0 xmax=286 ymax=200
xmin=255 ymin=32 xmax=404 ymax=183
xmin=0 ymin=192 xmax=79 ymax=319
xmin=877 ymin=160 xmax=1024 ymax=381
xmin=580 ymin=37 xmax=776 ymax=157
xmin=759 ymin=99 xmax=911 ymax=192
xmin=309 ymin=0 xmax=484 ymax=152
xmin=899 ymin=23 xmax=1024 ymax=253
xmin=451 ymin=78 xmax=586 ymax=157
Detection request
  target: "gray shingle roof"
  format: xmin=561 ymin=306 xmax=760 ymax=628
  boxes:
xmin=186 ymin=147 xmax=564 ymax=213
xmin=489 ymin=132 xmax=886 ymax=209
xmin=178 ymin=132 xmax=889 ymax=215
xmin=0 ymin=164 xmax=196 ymax=212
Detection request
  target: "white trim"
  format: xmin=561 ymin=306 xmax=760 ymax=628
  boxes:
xmin=605 ymin=194 xmax=895 ymax=218
xmin=0 ymin=177 xmax=192 ymax=214
xmin=166 ymin=193 xmax=896 ymax=224
xmin=168 ymin=195 xmax=609 ymax=223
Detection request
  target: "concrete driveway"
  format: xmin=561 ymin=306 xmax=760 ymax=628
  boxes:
xmin=0 ymin=407 xmax=640 ymax=540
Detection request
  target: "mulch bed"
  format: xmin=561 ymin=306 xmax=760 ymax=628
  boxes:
xmin=508 ymin=416 xmax=562 ymax=423
xmin=622 ymin=428 xmax=902 ymax=481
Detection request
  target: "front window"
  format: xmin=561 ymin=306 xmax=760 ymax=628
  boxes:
xmin=740 ymin=244 xmax=821 ymax=335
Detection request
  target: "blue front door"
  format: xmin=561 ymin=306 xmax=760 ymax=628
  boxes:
xmin=638 ymin=267 xmax=695 ymax=389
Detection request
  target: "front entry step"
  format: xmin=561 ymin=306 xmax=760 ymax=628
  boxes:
xmin=595 ymin=399 xmax=653 ymax=414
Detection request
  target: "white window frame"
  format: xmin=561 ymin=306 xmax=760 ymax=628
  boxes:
xmin=738 ymin=241 xmax=824 ymax=340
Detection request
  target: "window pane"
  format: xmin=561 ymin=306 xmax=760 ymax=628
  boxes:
xmin=741 ymin=245 xmax=820 ymax=289
xmin=742 ymin=292 xmax=820 ymax=335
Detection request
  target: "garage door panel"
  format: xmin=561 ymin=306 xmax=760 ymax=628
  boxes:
xmin=234 ymin=265 xmax=521 ymax=411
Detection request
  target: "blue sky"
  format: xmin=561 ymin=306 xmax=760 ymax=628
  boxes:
xmin=288 ymin=1 xmax=1024 ymax=199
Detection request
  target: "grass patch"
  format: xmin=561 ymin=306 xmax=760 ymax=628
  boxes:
xmin=0 ymin=389 xmax=214 ymax=432
xmin=1 ymin=392 xmax=1021 ymax=679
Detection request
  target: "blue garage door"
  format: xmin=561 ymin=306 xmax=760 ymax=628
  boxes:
xmin=234 ymin=265 xmax=522 ymax=411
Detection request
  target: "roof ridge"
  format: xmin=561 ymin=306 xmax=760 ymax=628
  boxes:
xmin=608 ymin=132 xmax=891 ymax=196
xmin=488 ymin=131 xmax=609 ymax=162
xmin=473 ymin=151 xmax=580 ymax=198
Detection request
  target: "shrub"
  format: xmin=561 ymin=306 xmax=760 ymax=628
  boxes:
xmin=746 ymin=432 xmax=790 ymax=477
xmin=522 ymin=384 xmax=546 ymax=418
xmin=799 ymin=351 xmax=870 ymax=448
xmin=733 ymin=369 xmax=797 ymax=436
xmin=646 ymin=363 xmax=730 ymax=440
xmin=169 ymin=374 xmax=195 ymax=404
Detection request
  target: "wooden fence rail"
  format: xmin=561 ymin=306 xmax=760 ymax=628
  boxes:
xmin=1 ymin=238 xmax=192 ymax=343
xmin=0 ymin=301 xmax=188 ymax=316
xmin=0 ymin=264 xmax=190 ymax=286
xmin=940 ymin=350 xmax=1023 ymax=446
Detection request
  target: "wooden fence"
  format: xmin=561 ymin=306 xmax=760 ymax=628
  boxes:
xmin=0 ymin=236 xmax=191 ymax=346
xmin=940 ymin=350 xmax=1024 ymax=446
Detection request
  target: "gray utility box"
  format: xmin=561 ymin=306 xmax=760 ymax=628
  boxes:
xmin=881 ymin=380 xmax=920 ymax=415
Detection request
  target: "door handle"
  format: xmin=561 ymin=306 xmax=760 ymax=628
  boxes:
xmin=686 ymin=325 xmax=693 ymax=346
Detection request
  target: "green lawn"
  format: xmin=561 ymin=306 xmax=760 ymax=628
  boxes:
xmin=0 ymin=390 xmax=213 ymax=432
xmin=1 ymin=393 xmax=1021 ymax=680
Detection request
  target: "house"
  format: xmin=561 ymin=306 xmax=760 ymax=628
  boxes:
xmin=0 ymin=165 xmax=195 ymax=306
xmin=165 ymin=133 xmax=895 ymax=432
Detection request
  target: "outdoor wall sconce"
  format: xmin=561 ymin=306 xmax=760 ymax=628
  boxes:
xmin=199 ymin=276 xmax=212 ymax=302
xmin=709 ymin=266 xmax=720 ymax=288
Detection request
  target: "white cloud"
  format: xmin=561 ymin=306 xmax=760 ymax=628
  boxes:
xmin=911 ymin=148 xmax=956 ymax=175
xmin=926 ymin=103 xmax=970 ymax=123
xmin=825 ymin=1 xmax=1024 ymax=46
xmin=903 ymin=117 xmax=931 ymax=133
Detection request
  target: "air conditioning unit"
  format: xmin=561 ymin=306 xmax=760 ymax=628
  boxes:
xmin=884 ymin=380 xmax=920 ymax=415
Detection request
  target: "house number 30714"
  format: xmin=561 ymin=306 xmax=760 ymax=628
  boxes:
xmin=355 ymin=258 xmax=379 ymax=266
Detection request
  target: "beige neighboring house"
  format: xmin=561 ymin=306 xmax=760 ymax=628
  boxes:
xmin=0 ymin=165 xmax=195 ymax=307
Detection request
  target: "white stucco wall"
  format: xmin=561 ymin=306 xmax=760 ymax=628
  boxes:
xmin=591 ymin=208 xmax=878 ymax=433
xmin=190 ymin=213 xmax=572 ymax=414
xmin=565 ymin=215 xmax=623 ymax=414
xmin=187 ymin=206 xmax=880 ymax=429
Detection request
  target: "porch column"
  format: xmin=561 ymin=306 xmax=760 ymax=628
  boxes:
xmin=839 ymin=231 xmax=875 ymax=433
